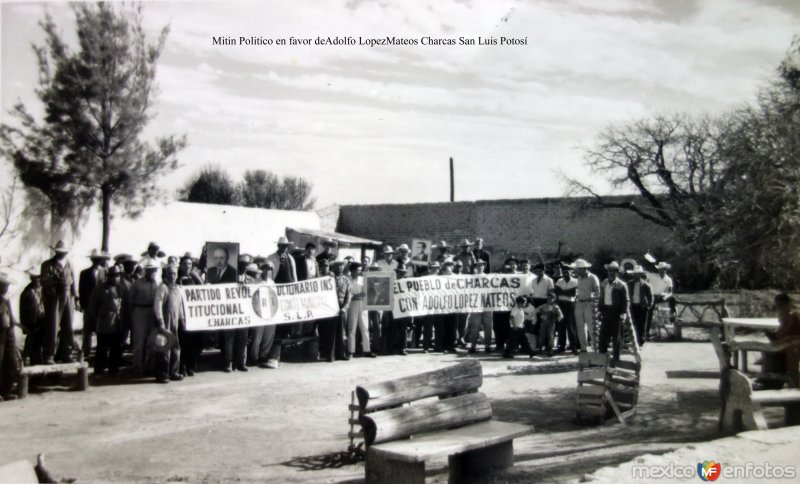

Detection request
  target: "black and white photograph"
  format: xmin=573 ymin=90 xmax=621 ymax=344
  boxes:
xmin=410 ymin=238 xmax=431 ymax=267
xmin=364 ymin=273 xmax=394 ymax=311
xmin=0 ymin=0 xmax=799 ymax=482
xmin=204 ymin=242 xmax=239 ymax=284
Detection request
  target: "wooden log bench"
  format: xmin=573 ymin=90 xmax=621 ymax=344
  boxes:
xmin=353 ymin=360 xmax=532 ymax=483
xmin=0 ymin=454 xmax=56 ymax=483
xmin=17 ymin=361 xmax=90 ymax=399
xmin=721 ymin=369 xmax=800 ymax=433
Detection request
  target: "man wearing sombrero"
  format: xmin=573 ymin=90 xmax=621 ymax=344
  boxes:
xmin=647 ymin=261 xmax=676 ymax=339
xmin=139 ymin=242 xmax=165 ymax=272
xmin=40 ymin=240 xmax=79 ymax=364
xmin=79 ymin=249 xmax=111 ymax=358
xmin=598 ymin=261 xmax=629 ymax=360
xmin=375 ymin=245 xmax=398 ymax=272
xmin=571 ymin=258 xmax=599 ymax=352
xmin=129 ymin=260 xmax=160 ymax=371
xmin=19 ymin=267 xmax=45 ymax=365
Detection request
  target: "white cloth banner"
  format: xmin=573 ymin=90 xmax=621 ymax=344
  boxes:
xmin=182 ymin=277 xmax=339 ymax=331
xmin=392 ymin=274 xmax=526 ymax=318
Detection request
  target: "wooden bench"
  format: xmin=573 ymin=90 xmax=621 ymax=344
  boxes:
xmin=721 ymin=369 xmax=800 ymax=433
xmin=673 ymin=298 xmax=728 ymax=340
xmin=0 ymin=454 xmax=56 ymax=483
xmin=17 ymin=361 xmax=89 ymax=399
xmin=352 ymin=360 xmax=532 ymax=483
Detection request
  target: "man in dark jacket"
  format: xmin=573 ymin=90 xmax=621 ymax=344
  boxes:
xmin=598 ymin=261 xmax=629 ymax=361
xmin=627 ymin=266 xmax=653 ymax=347
xmin=79 ymin=249 xmax=110 ymax=358
xmin=318 ymin=261 xmax=350 ymax=362
xmin=471 ymin=238 xmax=492 ymax=273
xmin=40 ymin=240 xmax=79 ymax=364
xmin=87 ymin=265 xmax=124 ymax=377
xmin=20 ymin=268 xmax=45 ymax=365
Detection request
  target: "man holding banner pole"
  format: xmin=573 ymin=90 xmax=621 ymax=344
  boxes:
xmin=319 ymin=261 xmax=350 ymax=362
xmin=263 ymin=237 xmax=298 ymax=369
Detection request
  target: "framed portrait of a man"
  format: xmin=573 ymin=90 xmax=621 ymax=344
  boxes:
xmin=205 ymin=242 xmax=239 ymax=284
xmin=410 ymin=238 xmax=431 ymax=266
xmin=365 ymin=272 xmax=394 ymax=310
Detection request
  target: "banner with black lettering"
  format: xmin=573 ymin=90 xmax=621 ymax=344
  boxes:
xmin=392 ymin=274 xmax=525 ymax=318
xmin=182 ymin=277 xmax=339 ymax=331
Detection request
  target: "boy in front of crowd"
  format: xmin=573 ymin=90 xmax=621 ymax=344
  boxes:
xmin=535 ymin=291 xmax=564 ymax=357
xmin=505 ymin=296 xmax=535 ymax=358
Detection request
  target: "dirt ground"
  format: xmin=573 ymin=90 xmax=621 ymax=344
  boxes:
xmin=0 ymin=330 xmax=789 ymax=483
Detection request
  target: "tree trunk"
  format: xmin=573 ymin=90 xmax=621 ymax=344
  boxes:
xmin=101 ymin=188 xmax=111 ymax=252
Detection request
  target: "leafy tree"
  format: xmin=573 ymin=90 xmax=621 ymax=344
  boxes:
xmin=0 ymin=3 xmax=186 ymax=251
xmin=181 ymin=168 xmax=316 ymax=210
xmin=179 ymin=164 xmax=239 ymax=205
xmin=238 ymin=170 xmax=315 ymax=210
xmin=713 ymin=37 xmax=800 ymax=289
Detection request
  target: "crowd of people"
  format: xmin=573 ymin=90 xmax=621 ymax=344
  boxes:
xmin=0 ymin=235 xmax=683 ymax=399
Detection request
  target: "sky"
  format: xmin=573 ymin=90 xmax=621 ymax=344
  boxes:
xmin=1 ymin=0 xmax=798 ymax=209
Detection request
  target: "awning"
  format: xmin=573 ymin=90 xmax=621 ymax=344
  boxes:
xmin=286 ymin=227 xmax=382 ymax=247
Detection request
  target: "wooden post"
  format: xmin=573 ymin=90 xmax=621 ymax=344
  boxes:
xmin=449 ymin=157 xmax=454 ymax=202
xmin=77 ymin=367 xmax=89 ymax=391
xmin=17 ymin=373 xmax=29 ymax=399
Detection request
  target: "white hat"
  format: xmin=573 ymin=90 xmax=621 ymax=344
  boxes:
xmin=655 ymin=262 xmax=672 ymax=270
xmin=382 ymin=246 xmax=395 ymax=254
xmin=397 ymin=244 xmax=410 ymax=252
xmin=604 ymin=261 xmax=621 ymax=271
xmin=570 ymin=258 xmax=592 ymax=269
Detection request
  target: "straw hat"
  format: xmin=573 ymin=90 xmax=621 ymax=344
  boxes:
xmin=151 ymin=327 xmax=177 ymax=353
xmin=570 ymin=258 xmax=592 ymax=269
xmin=51 ymin=240 xmax=70 ymax=254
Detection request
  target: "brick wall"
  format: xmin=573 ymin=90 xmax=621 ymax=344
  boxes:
xmin=337 ymin=196 xmax=673 ymax=268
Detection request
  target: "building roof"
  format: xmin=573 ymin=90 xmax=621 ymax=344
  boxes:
xmin=287 ymin=227 xmax=382 ymax=246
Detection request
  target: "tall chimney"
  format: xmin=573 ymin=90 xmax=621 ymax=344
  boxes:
xmin=449 ymin=157 xmax=454 ymax=202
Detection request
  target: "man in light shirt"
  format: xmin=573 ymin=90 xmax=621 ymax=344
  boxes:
xmin=528 ymin=262 xmax=554 ymax=307
xmin=555 ymin=264 xmax=579 ymax=354
xmin=347 ymin=262 xmax=376 ymax=358
xmin=375 ymin=246 xmax=398 ymax=272
xmin=647 ymin=261 xmax=675 ymax=340
xmin=571 ymin=258 xmax=599 ymax=352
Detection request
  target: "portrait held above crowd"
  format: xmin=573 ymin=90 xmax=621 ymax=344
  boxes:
xmin=0 ymin=234 xmax=681 ymax=400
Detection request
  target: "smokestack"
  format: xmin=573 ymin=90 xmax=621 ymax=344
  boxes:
xmin=449 ymin=157 xmax=454 ymax=202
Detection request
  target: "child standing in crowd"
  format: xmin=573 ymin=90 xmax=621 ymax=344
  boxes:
xmin=536 ymin=291 xmax=564 ymax=357
xmin=505 ymin=296 xmax=534 ymax=358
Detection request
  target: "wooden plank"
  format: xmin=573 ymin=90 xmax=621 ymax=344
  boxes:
xmin=751 ymin=389 xmax=800 ymax=406
xmin=361 ymin=392 xmax=492 ymax=446
xmin=21 ymin=362 xmax=87 ymax=375
xmin=348 ymin=404 xmax=361 ymax=412
xmin=577 ymin=385 xmax=605 ymax=397
xmin=614 ymin=359 xmax=641 ymax=373
xmin=579 ymin=353 xmax=609 ymax=368
xmin=356 ymin=360 xmax=482 ymax=412
xmin=604 ymin=390 xmax=627 ymax=426
xmin=577 ymin=368 xmax=607 ymax=382
xmin=368 ymin=420 xmax=532 ymax=463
